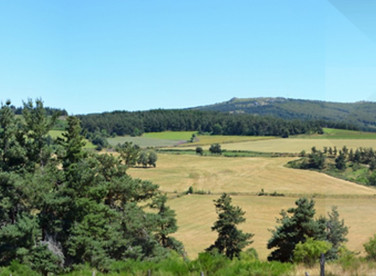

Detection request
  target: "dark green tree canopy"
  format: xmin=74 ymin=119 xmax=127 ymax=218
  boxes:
xmin=267 ymin=198 xmax=320 ymax=262
xmin=0 ymin=101 xmax=183 ymax=274
xmin=207 ymin=193 xmax=253 ymax=259
xmin=268 ymin=198 xmax=348 ymax=262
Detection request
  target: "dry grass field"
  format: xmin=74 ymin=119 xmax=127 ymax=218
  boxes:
xmin=219 ymin=138 xmax=376 ymax=153
xmin=125 ymin=131 xmax=376 ymax=263
xmin=127 ymin=153 xmax=376 ymax=261
xmin=128 ymin=154 xmax=376 ymax=196
xmin=168 ymin=194 xmax=376 ymax=260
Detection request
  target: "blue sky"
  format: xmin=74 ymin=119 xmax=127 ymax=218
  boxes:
xmin=0 ymin=0 xmax=375 ymax=114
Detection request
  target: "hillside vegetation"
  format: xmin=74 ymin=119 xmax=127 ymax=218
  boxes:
xmin=194 ymin=97 xmax=376 ymax=131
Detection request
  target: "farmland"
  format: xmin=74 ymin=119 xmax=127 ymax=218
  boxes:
xmin=126 ymin=128 xmax=376 ymax=260
xmin=128 ymin=154 xmax=375 ymax=196
xmin=168 ymin=195 xmax=376 ymax=260
xmin=220 ymin=138 xmax=376 ymax=153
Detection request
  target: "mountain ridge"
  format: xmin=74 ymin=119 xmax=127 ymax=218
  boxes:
xmin=192 ymin=97 xmax=376 ymax=131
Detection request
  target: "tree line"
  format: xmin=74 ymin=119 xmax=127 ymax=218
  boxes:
xmin=290 ymin=146 xmax=376 ymax=186
xmin=77 ymin=109 xmax=324 ymax=138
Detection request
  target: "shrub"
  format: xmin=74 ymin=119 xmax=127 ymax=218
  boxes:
xmin=195 ymin=147 xmax=203 ymax=155
xmin=209 ymin=144 xmax=222 ymax=155
xmin=364 ymin=234 xmax=376 ymax=260
xmin=293 ymin=237 xmax=332 ymax=267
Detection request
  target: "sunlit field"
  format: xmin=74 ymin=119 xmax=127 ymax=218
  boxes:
xmin=168 ymin=194 xmax=376 ymax=260
xmin=125 ymin=129 xmax=376 ymax=263
xmin=218 ymin=138 xmax=376 ymax=153
xmin=128 ymin=154 xmax=376 ymax=196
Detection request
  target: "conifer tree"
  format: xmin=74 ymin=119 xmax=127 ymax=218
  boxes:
xmin=207 ymin=193 xmax=253 ymax=259
xmin=267 ymin=198 xmax=319 ymax=262
xmin=324 ymin=206 xmax=348 ymax=259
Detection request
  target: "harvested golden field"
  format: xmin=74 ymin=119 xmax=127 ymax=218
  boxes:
xmin=128 ymin=153 xmax=376 ymax=260
xmin=219 ymin=138 xmax=376 ymax=153
xmin=128 ymin=154 xmax=376 ymax=196
xmin=169 ymin=195 xmax=376 ymax=260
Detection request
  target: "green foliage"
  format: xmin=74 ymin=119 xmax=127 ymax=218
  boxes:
xmin=307 ymin=149 xmax=326 ymax=169
xmin=209 ymin=143 xmax=222 ymax=155
xmin=206 ymin=193 xmax=254 ymax=259
xmin=0 ymin=260 xmax=39 ymax=276
xmin=138 ymin=150 xmax=149 ymax=167
xmin=335 ymin=151 xmax=346 ymax=170
xmin=267 ymin=198 xmax=320 ymax=262
xmin=148 ymin=150 xmax=158 ymax=167
xmin=336 ymin=246 xmax=361 ymax=271
xmin=0 ymin=101 xmax=183 ymax=272
xmin=137 ymin=150 xmax=158 ymax=167
xmin=268 ymin=199 xmax=348 ymax=263
xmin=324 ymin=206 xmax=348 ymax=259
xmin=78 ymin=108 xmax=325 ymax=138
xmin=293 ymin=237 xmax=332 ymax=267
xmin=116 ymin=141 xmax=140 ymax=166
xmin=368 ymin=171 xmax=376 ymax=186
xmin=195 ymin=146 xmax=203 ymax=155
xmin=364 ymin=234 xmax=376 ymax=260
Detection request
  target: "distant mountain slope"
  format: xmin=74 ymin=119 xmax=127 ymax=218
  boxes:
xmin=193 ymin=97 xmax=376 ymax=131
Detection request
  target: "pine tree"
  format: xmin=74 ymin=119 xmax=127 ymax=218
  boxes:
xmin=206 ymin=193 xmax=253 ymax=259
xmin=22 ymin=99 xmax=57 ymax=170
xmin=151 ymin=194 xmax=185 ymax=255
xmin=267 ymin=198 xmax=320 ymax=262
xmin=335 ymin=151 xmax=346 ymax=170
xmin=325 ymin=206 xmax=348 ymax=259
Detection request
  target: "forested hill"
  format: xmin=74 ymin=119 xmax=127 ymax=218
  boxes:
xmin=77 ymin=109 xmax=323 ymax=138
xmin=193 ymin=97 xmax=376 ymax=131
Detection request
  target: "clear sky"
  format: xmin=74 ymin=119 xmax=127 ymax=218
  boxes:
xmin=0 ymin=0 xmax=375 ymax=114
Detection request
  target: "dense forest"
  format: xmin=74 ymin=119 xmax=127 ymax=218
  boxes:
xmin=78 ymin=109 xmax=324 ymax=138
xmin=195 ymin=97 xmax=376 ymax=131
xmin=0 ymin=100 xmax=183 ymax=274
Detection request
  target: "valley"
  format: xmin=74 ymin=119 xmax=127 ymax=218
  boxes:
xmin=126 ymin=129 xmax=376 ymax=261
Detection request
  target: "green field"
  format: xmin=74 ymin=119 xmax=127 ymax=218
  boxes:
xmin=48 ymin=130 xmax=96 ymax=149
xmin=296 ymin=128 xmax=376 ymax=139
xmin=143 ymin=131 xmax=197 ymax=140
xmin=107 ymin=136 xmax=182 ymax=148
xmin=107 ymin=131 xmax=198 ymax=148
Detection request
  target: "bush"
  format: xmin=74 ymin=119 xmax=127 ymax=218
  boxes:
xmin=209 ymin=144 xmax=222 ymax=155
xmin=337 ymin=246 xmax=360 ymax=271
xmin=364 ymin=234 xmax=376 ymax=260
xmin=195 ymin=147 xmax=203 ymax=155
xmin=293 ymin=237 xmax=332 ymax=267
xmin=0 ymin=261 xmax=39 ymax=276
